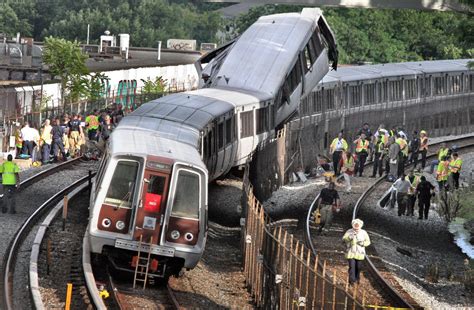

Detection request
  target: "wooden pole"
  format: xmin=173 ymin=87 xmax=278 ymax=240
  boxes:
xmin=321 ymin=260 xmax=326 ymax=310
xmin=65 ymin=283 xmax=73 ymax=310
xmin=62 ymin=195 xmax=68 ymax=231
xmin=46 ymin=239 xmax=51 ymax=275
xmin=332 ymin=269 xmax=337 ymax=310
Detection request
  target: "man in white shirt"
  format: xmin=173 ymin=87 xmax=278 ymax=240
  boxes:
xmin=20 ymin=121 xmax=37 ymax=157
xmin=393 ymin=174 xmax=412 ymax=216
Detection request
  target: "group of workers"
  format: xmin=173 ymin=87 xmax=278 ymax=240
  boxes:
xmin=316 ymin=123 xmax=467 ymax=285
xmin=2 ymin=105 xmax=123 ymax=215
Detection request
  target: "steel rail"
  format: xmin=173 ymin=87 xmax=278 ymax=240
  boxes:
xmin=351 ymin=138 xmax=474 ymax=309
xmin=2 ymin=173 xmax=93 ymax=310
xmin=304 ymin=135 xmax=474 ymax=309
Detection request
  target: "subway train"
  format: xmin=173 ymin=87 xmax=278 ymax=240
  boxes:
xmin=88 ymin=8 xmax=338 ymax=279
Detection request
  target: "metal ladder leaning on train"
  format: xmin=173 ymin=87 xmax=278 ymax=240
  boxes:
xmin=87 ymin=8 xmax=338 ymax=281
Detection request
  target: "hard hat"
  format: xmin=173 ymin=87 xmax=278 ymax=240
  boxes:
xmin=420 ymin=130 xmax=427 ymax=135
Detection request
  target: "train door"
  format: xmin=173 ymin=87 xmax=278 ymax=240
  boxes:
xmin=133 ymin=169 xmax=170 ymax=244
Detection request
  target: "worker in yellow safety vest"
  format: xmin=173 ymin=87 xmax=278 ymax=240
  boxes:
xmin=430 ymin=142 xmax=449 ymax=174
xmin=419 ymin=130 xmax=429 ymax=169
xmin=85 ymin=109 xmax=100 ymax=142
xmin=448 ymin=152 xmax=462 ymax=189
xmin=329 ymin=131 xmax=348 ymax=176
xmin=407 ymin=170 xmax=422 ymax=216
xmin=371 ymin=133 xmax=386 ymax=178
xmin=436 ymin=155 xmax=450 ymax=191
xmin=0 ymin=154 xmax=20 ymax=214
xmin=395 ymin=135 xmax=408 ymax=177
xmin=353 ymin=133 xmax=370 ymax=177
xmin=342 ymin=219 xmax=370 ymax=285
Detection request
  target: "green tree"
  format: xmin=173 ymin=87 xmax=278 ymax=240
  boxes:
xmin=43 ymin=37 xmax=89 ymax=110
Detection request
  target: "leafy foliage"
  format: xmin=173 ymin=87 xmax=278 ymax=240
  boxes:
xmin=1 ymin=0 xmax=222 ymax=47
xmin=141 ymin=76 xmax=167 ymax=94
xmin=235 ymin=5 xmax=474 ymax=64
xmin=43 ymin=37 xmax=92 ymax=107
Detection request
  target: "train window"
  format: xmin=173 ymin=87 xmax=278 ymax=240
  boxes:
xmin=104 ymin=160 xmax=139 ymax=209
xmin=269 ymin=105 xmax=275 ymax=129
xmin=313 ymin=91 xmax=322 ymax=112
xmin=325 ymin=89 xmax=335 ymax=110
xmin=434 ymin=76 xmax=446 ymax=95
xmin=208 ymin=129 xmax=214 ymax=155
xmin=364 ymin=84 xmax=376 ymax=105
xmin=203 ymin=134 xmax=208 ymax=158
xmin=470 ymin=74 xmax=474 ymax=92
xmin=288 ymin=60 xmax=302 ymax=93
xmin=240 ymin=110 xmax=254 ymax=138
xmin=301 ymin=97 xmax=310 ymax=115
xmin=145 ymin=175 xmax=166 ymax=212
xmin=306 ymin=38 xmax=317 ymax=65
xmin=349 ymin=85 xmax=361 ymax=107
xmin=310 ymin=30 xmax=324 ymax=59
xmin=171 ymin=169 xmax=199 ymax=219
xmin=218 ymin=122 xmax=224 ymax=149
xmin=451 ymin=75 xmax=461 ymax=93
xmin=388 ymin=80 xmax=402 ymax=101
xmin=303 ymin=48 xmax=311 ymax=72
xmin=225 ymin=118 xmax=232 ymax=144
xmin=256 ymin=107 xmax=268 ymax=134
xmin=95 ymin=153 xmax=110 ymax=196
xmin=405 ymin=79 xmax=417 ymax=99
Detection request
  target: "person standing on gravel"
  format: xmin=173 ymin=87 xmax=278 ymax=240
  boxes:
xmin=329 ymin=131 xmax=348 ymax=176
xmin=448 ymin=152 xmax=462 ymax=189
xmin=338 ymin=151 xmax=356 ymax=192
xmin=0 ymin=154 xmax=20 ymax=214
xmin=416 ymin=176 xmax=435 ymax=220
xmin=316 ymin=182 xmax=341 ymax=235
xmin=342 ymin=219 xmax=370 ymax=285
xmin=419 ymin=130 xmax=429 ymax=169
xmin=354 ymin=133 xmax=370 ymax=177
xmin=393 ymin=174 xmax=411 ymax=216
xmin=387 ymin=136 xmax=400 ymax=182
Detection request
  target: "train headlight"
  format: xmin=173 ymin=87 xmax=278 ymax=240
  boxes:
xmin=116 ymin=221 xmax=125 ymax=230
xmin=170 ymin=230 xmax=180 ymax=240
xmin=184 ymin=232 xmax=194 ymax=242
xmin=102 ymin=218 xmax=112 ymax=228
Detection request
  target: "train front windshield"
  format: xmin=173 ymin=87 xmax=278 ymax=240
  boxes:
xmin=104 ymin=161 xmax=139 ymax=209
xmin=171 ymin=169 xmax=200 ymax=219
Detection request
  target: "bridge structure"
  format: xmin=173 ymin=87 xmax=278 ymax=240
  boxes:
xmin=206 ymin=0 xmax=472 ymax=12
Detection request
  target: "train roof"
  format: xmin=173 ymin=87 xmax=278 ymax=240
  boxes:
xmin=212 ymin=9 xmax=320 ymax=96
xmin=116 ymin=87 xmax=269 ymax=149
xmin=320 ymin=59 xmax=472 ymax=84
xmin=109 ymin=128 xmax=206 ymax=170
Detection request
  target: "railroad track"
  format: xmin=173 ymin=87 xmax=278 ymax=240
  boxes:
xmin=83 ymin=240 xmax=182 ymax=309
xmin=305 ymin=135 xmax=474 ymax=308
xmin=1 ymin=165 xmax=94 ymax=310
xmin=0 ymin=157 xmax=95 ymax=310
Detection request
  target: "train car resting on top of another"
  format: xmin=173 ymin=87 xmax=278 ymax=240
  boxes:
xmin=88 ymin=7 xmax=338 ymax=281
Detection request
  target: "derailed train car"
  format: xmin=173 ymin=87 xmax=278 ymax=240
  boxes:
xmin=88 ymin=8 xmax=338 ymax=279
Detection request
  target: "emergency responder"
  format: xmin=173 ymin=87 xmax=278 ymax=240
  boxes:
xmin=393 ymin=174 xmax=411 ymax=216
xmin=419 ymin=130 xmax=428 ymax=169
xmin=342 ymin=219 xmax=370 ymax=285
xmin=407 ymin=170 xmax=421 ymax=216
xmin=430 ymin=143 xmax=449 ymax=174
xmin=51 ymin=118 xmax=67 ymax=162
xmin=329 ymin=131 xmax=348 ymax=176
xmin=354 ymin=133 xmax=370 ymax=177
xmin=416 ymin=176 xmax=435 ymax=220
xmin=436 ymin=155 xmax=450 ymax=191
xmin=68 ymin=114 xmax=83 ymax=157
xmin=100 ymin=115 xmax=114 ymax=142
xmin=357 ymin=123 xmax=373 ymax=160
xmin=371 ymin=133 xmax=385 ymax=178
xmin=448 ymin=152 xmax=462 ymax=189
xmin=409 ymin=130 xmax=420 ymax=167
xmin=338 ymin=151 xmax=356 ymax=192
xmin=85 ymin=109 xmax=100 ymax=142
xmin=396 ymin=134 xmax=408 ymax=177
xmin=40 ymin=119 xmax=53 ymax=164
xmin=315 ymin=182 xmax=341 ymax=235
xmin=0 ymin=154 xmax=20 ymax=214
xmin=387 ymin=136 xmax=400 ymax=182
